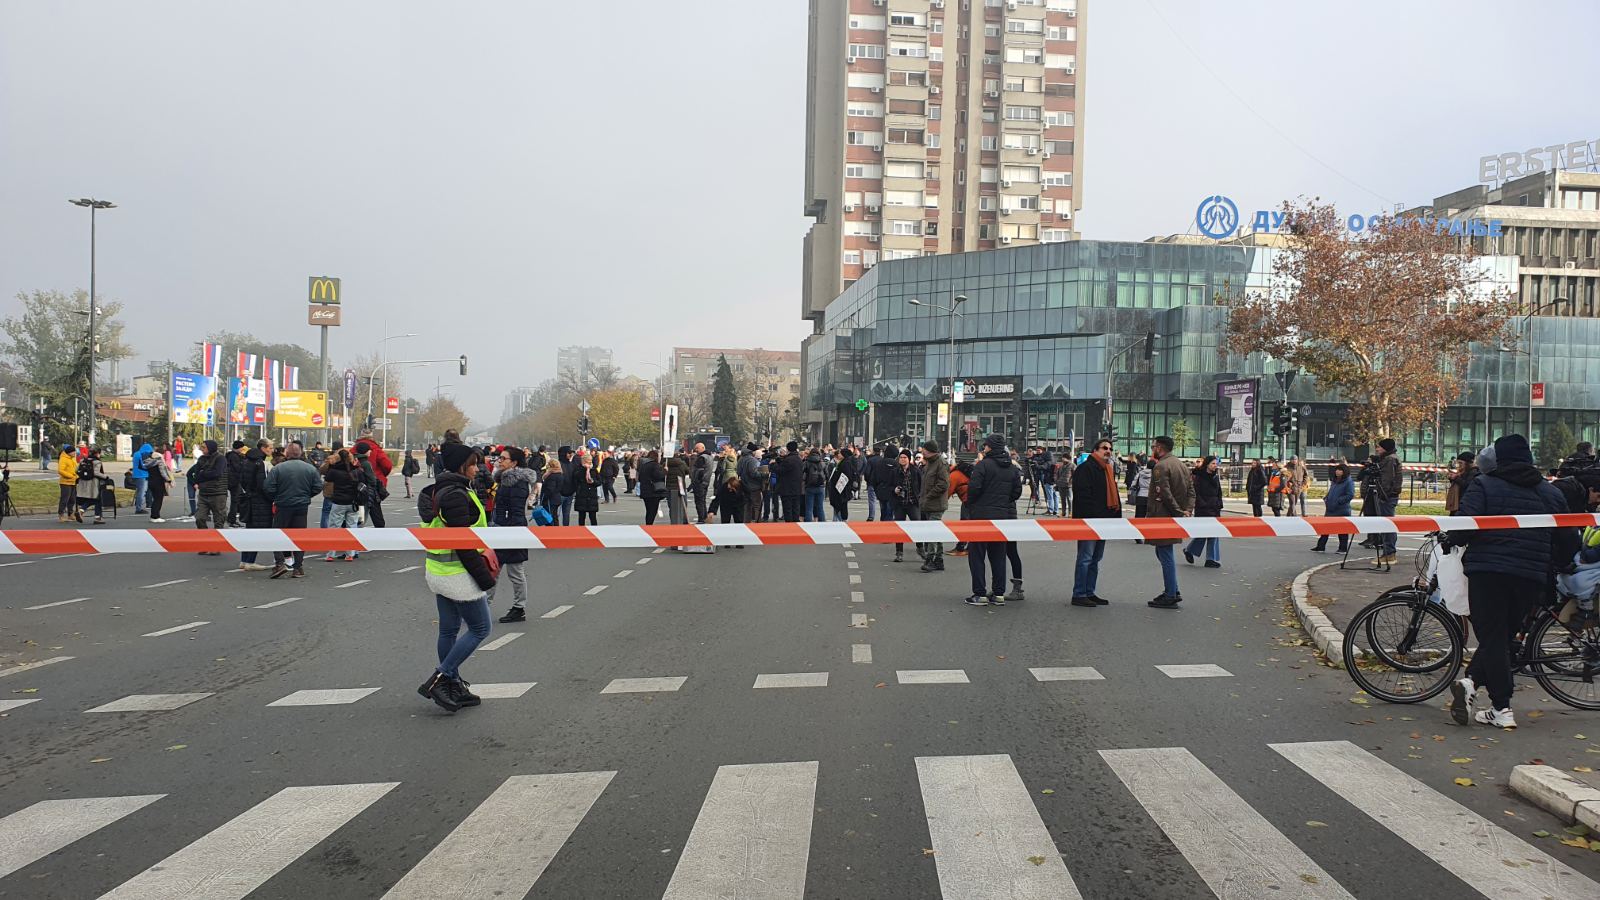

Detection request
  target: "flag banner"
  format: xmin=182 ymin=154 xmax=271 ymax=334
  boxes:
xmin=284 ymin=365 xmax=300 ymax=391
xmin=263 ymin=360 xmax=281 ymax=411
xmin=201 ymin=342 xmax=224 ymax=378
xmin=237 ymin=351 xmax=259 ymax=379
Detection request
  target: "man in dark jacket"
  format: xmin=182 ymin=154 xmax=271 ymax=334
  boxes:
xmin=1069 ymin=438 xmax=1121 ymax=607
xmin=556 ymin=446 xmax=576 ymax=526
xmin=264 ymin=443 xmax=324 ymax=579
xmin=1363 ymin=438 xmax=1405 ymax=563
xmin=189 ymin=440 xmax=231 ymax=542
xmin=225 ymin=440 xmax=249 ymax=526
xmin=872 ymin=444 xmax=900 ymax=528
xmin=918 ymin=440 xmax=951 ymax=571
xmin=690 ymin=443 xmax=714 ymax=524
xmin=1556 ymin=442 xmax=1597 ymax=479
xmin=961 ymin=434 xmax=1022 ymax=606
xmin=772 ymin=442 xmax=806 ymax=523
xmin=1449 ymin=434 xmax=1576 ymax=730
xmin=737 ymin=444 xmax=764 ymax=523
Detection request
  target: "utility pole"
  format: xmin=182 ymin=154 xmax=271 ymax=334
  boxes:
xmin=70 ymin=198 xmax=116 ymax=446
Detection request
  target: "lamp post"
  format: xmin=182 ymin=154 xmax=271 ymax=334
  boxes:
xmin=1104 ymin=331 xmax=1160 ymax=447
xmin=909 ymin=292 xmax=967 ymax=456
xmin=69 ymin=198 xmax=115 ymax=446
xmin=375 ymin=329 xmax=418 ymax=445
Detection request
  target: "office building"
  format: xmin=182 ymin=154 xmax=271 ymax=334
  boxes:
xmin=804 ymin=239 xmax=1600 ymax=460
xmin=802 ymin=0 xmax=1086 ymax=327
xmin=556 ymin=346 xmax=614 ymax=381
xmin=672 ymin=347 xmax=804 ymax=432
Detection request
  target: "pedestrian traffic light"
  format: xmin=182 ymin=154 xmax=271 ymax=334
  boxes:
xmin=458 ymin=355 xmax=468 ymax=377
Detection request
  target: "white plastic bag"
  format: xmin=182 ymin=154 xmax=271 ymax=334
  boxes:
xmin=1428 ymin=543 xmax=1470 ymax=616
xmin=1557 ymin=556 xmax=1600 ymax=600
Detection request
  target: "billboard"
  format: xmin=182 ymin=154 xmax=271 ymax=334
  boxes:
xmin=274 ymin=390 xmax=328 ymax=429
xmin=1214 ymin=379 xmax=1259 ymax=444
xmin=227 ymin=378 xmax=253 ymax=424
xmin=170 ymin=372 xmax=219 ymax=425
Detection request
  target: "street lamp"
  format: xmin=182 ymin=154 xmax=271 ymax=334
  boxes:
xmin=909 ymin=292 xmax=967 ymax=456
xmin=1483 ymin=297 xmax=1565 ymax=445
xmin=69 ymin=198 xmax=115 ymax=445
xmin=374 ymin=330 xmax=418 ymax=444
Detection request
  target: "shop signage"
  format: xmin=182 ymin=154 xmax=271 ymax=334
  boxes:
xmin=941 ymin=377 xmax=1019 ymax=403
xmin=1197 ymin=195 xmax=1502 ymax=238
xmin=308 ymin=276 xmax=341 ymax=305
xmin=308 ymin=305 xmax=341 ymax=326
xmin=1479 ymin=139 xmax=1599 ymax=185
xmin=342 ymin=369 xmax=358 ymax=408
xmin=1214 ymin=378 xmax=1259 ymax=444
xmin=855 ymin=398 xmax=869 ymax=411
xmin=1531 ymin=382 xmax=1546 ymax=407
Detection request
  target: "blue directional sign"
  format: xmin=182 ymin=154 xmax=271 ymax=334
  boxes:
xmin=586 ymin=437 xmax=601 ymax=450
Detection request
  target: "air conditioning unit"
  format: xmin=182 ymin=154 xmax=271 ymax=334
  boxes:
xmin=1064 ymin=65 xmax=1076 ymax=75
xmin=1006 ymin=1 xmax=1018 ymax=9
xmin=1001 ymin=208 xmax=1012 ymax=216
xmin=844 ymin=205 xmax=856 ymax=212
xmin=932 ymin=0 xmax=944 ymax=7
xmin=1067 ymin=8 xmax=1077 ymax=17
xmin=1002 ymin=180 xmax=1012 ymax=187
xmin=985 ymin=89 xmax=999 ymax=98
xmin=1564 ymin=260 xmax=1577 ymax=270
xmin=873 ymin=0 xmax=885 ymax=6
xmin=1001 ymin=236 xmax=1013 ymax=243
xmin=930 ymin=85 xmax=940 ymax=94
xmin=868 ymin=204 xmax=881 ymax=212
xmin=1026 ymin=147 xmax=1039 ymax=155
xmin=867 ymin=234 xmax=880 ymax=242
xmin=1060 ymin=209 xmax=1073 ymax=220
xmin=1042 ymin=152 xmax=1052 ymax=159
xmin=847 ymin=57 xmax=856 ymax=64
xmin=869 ymin=86 xmax=882 ymax=93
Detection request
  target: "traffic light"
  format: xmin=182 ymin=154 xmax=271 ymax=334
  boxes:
xmin=364 ymin=414 xmax=375 ymax=432
xmin=458 ymin=355 xmax=468 ymax=377
xmin=1102 ymin=422 xmax=1119 ymax=444
xmin=1288 ymin=405 xmax=1300 ymax=433
xmin=1270 ymin=403 xmax=1290 ymax=437
xmin=577 ymin=416 xmax=591 ymax=434
xmin=1143 ymin=331 xmax=1156 ymax=360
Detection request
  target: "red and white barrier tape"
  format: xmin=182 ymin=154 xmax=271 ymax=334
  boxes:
xmin=2 ymin=514 xmax=1596 ymax=555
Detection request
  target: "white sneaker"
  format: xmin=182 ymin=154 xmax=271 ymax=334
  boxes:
xmin=1472 ymin=707 xmax=1516 ymax=730
xmin=149 ymin=518 xmax=166 ymax=523
xmin=1449 ymin=677 xmax=1476 ymax=726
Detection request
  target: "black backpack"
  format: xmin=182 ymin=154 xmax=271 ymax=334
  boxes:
xmin=804 ymin=458 xmax=824 ymax=488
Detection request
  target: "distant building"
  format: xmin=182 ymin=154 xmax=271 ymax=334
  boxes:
xmin=672 ymin=347 xmax=804 ymax=435
xmin=501 ymin=386 xmax=539 ymax=423
xmin=557 ymin=346 xmax=614 ymax=380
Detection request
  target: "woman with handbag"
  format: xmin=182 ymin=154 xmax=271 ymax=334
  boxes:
xmin=637 ymin=450 xmax=667 ymax=526
xmin=75 ymin=447 xmax=107 ymax=524
xmin=418 ymin=443 xmax=498 ymax=713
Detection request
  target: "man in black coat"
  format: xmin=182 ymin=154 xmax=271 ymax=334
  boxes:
xmin=225 ymin=440 xmax=249 ymax=526
xmin=1069 ymin=437 xmax=1121 ymax=607
xmin=772 ymin=441 xmax=806 ymax=523
xmin=1448 ymin=434 xmax=1577 ymax=730
xmin=960 ymin=434 xmax=1022 ymax=605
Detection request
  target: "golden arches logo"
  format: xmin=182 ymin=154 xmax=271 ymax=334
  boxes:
xmin=308 ymin=276 xmax=340 ymax=304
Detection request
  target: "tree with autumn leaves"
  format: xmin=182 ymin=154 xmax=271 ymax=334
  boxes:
xmin=1224 ymin=200 xmax=1512 ymax=446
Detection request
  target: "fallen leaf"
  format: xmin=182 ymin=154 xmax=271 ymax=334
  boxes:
xmin=1533 ymin=830 xmax=1552 ymax=838
xmin=1299 ymin=874 xmax=1320 ymax=884
xmin=164 ymin=744 xmax=187 ymax=751
xmin=1027 ymin=855 xmax=1046 ymax=866
xmin=89 ymin=758 xmax=111 ymax=763
xmin=996 ymin=655 xmax=1006 ymax=661
xmin=1454 ymin=778 xmax=1475 ymax=787
xmin=1565 ymin=824 xmax=1591 ymax=837
xmin=15 ymin=688 xmax=38 ymax=694
xmin=1574 ymin=766 xmax=1595 ymax=774
xmin=1041 ymin=789 xmax=1055 ymax=795
xmin=1577 ymin=734 xmax=1589 ymax=740
xmin=1560 ymin=836 xmax=1591 ymax=849
xmin=922 ymin=848 xmax=936 ymax=857
xmin=1433 ymin=735 xmax=1447 ymax=742
xmin=1450 ymin=757 xmax=1473 ymax=764
xmin=1305 ymin=820 xmax=1328 ymax=828
xmin=874 ymin=682 xmax=886 ymax=689
xmin=1527 ymin=709 xmax=1545 ymax=719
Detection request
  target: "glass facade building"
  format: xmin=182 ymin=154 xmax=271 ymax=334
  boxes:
xmin=805 ymin=239 xmax=1600 ymax=461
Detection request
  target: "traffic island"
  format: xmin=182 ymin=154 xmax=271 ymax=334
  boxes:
xmin=1510 ymin=765 xmax=1600 ymax=835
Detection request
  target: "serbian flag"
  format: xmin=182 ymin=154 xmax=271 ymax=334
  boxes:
xmin=237 ymin=351 xmax=259 ymax=379
xmin=201 ymin=342 xmax=224 ymax=377
xmin=263 ymin=359 xmax=280 ymax=410
xmin=283 ymin=365 xmax=300 ymax=391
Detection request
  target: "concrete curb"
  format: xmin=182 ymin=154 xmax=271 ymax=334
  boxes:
xmin=1290 ymin=560 xmax=1348 ymax=666
xmin=1510 ymin=765 xmax=1600 ymax=831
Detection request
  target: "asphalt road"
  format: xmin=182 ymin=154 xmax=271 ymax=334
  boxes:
xmin=2 ymin=486 xmax=1598 ymax=899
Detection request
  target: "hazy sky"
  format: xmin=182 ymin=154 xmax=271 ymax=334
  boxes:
xmin=3 ymin=1 xmax=1595 ymax=426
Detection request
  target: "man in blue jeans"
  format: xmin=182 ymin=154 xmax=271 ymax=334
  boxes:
xmin=1145 ymin=436 xmax=1195 ymax=609
xmin=1069 ymin=438 xmax=1120 ymax=607
xmin=129 ymin=441 xmax=152 ymax=513
xmin=1368 ymin=438 xmax=1404 ymax=565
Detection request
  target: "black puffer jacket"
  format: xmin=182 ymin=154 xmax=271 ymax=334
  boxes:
xmin=1453 ymin=463 xmax=1573 ymax=583
xmin=492 ymin=466 xmax=537 ymax=565
xmin=323 ymin=460 xmax=361 ymax=506
xmin=430 ymin=472 xmax=495 ymax=590
xmin=225 ymin=449 xmax=250 ymax=488
xmin=1192 ymin=468 xmax=1224 ymax=518
xmin=237 ymin=449 xmax=274 ymax=529
xmin=571 ymin=463 xmax=601 ymax=512
xmin=961 ymin=449 xmax=1022 ymax=520
xmin=638 ymin=459 xmax=666 ymax=500
xmin=771 ymin=452 xmax=804 ymax=496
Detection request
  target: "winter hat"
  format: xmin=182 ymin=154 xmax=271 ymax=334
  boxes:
xmin=438 ymin=441 xmax=476 ymax=473
xmin=232 ymin=440 xmax=246 ymax=450
xmin=899 ymin=448 xmax=913 ymax=460
xmin=746 ymin=442 xmax=759 ymax=452
xmin=61 ymin=443 xmax=73 ymax=453
xmin=1455 ymin=451 xmax=1475 ymax=464
xmin=1377 ymin=438 xmax=1397 ymax=454
xmin=1476 ymin=444 xmax=1498 ymax=475
xmin=1492 ymin=433 xmax=1533 ymax=466
xmin=355 ymin=443 xmax=370 ymax=456
xmin=203 ymin=440 xmax=219 ymax=455
xmin=984 ymin=433 xmax=1007 ymax=452
xmin=786 ymin=441 xmax=799 ymax=454
xmin=921 ymin=440 xmax=942 ymax=454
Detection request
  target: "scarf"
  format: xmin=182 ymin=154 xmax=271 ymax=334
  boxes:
xmin=1095 ymin=454 xmax=1120 ymax=511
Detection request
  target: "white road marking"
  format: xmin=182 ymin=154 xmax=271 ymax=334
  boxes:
xmin=391 ymin=565 xmax=421 ymax=574
xmin=1272 ymin=740 xmax=1600 ymax=900
xmin=1155 ymin=664 xmax=1233 ymax=678
xmin=916 ymin=755 xmax=1082 ymax=899
xmin=0 ymin=794 xmax=165 ymax=879
xmin=662 ymin=761 xmax=818 ymax=900
xmin=0 ymin=699 xmax=41 ymax=712
xmin=850 ymin=613 xmax=868 ymax=628
xmin=540 ymin=605 xmax=574 ymax=619
xmin=382 ymin=772 xmax=614 ymax=899
xmin=852 ymin=644 xmax=872 ymax=664
xmin=0 ymin=656 xmax=73 ymax=678
xmin=24 ymin=597 xmax=90 ymax=610
xmin=267 ymin=688 xmax=381 ymax=707
xmin=753 ymin=672 xmax=830 ymax=689
xmin=1102 ymin=747 xmax=1353 ymax=898
xmin=100 ymin=782 xmax=397 ymax=900
xmin=333 ymin=579 xmax=371 ymax=589
xmin=843 ymin=550 xmax=856 ymax=558
xmin=652 ymin=548 xmax=665 ymax=554
xmin=0 ymin=561 xmax=37 ymax=568
xmin=600 ymin=676 xmax=686 ymax=694
xmin=850 ymin=591 xmax=865 ymax=603
xmin=141 ymin=621 xmax=209 ymax=638
xmin=139 ymin=579 xmax=189 ymax=589
xmin=1030 ymin=667 xmax=1105 ymax=682
xmin=846 ymin=561 xmax=859 ymax=570
xmin=85 ymin=693 xmax=213 ymax=714
xmin=583 ymin=585 xmax=608 ymax=596
xmin=897 ymin=669 xmax=969 ymax=684
xmin=636 ymin=557 xmax=652 ymax=565
xmin=849 ymin=574 xmax=862 ymax=584
xmin=613 ymin=569 xmax=633 ymax=578
xmin=253 ymin=597 xmax=301 ymax=609
xmin=43 ymin=553 xmax=91 ymax=560
xmin=469 ymin=682 xmax=537 ymax=699
xmin=479 ymin=632 xmax=523 ymax=651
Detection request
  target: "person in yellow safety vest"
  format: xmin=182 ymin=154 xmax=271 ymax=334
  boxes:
xmin=57 ymin=443 xmax=80 ymax=522
xmin=417 ymin=442 xmax=499 ymax=713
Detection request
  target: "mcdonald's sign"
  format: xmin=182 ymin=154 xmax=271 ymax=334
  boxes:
xmin=308 ymin=276 xmax=341 ymax=305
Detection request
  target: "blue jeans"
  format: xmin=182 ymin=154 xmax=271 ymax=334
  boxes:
xmin=133 ymin=478 xmax=148 ymax=512
xmin=1378 ymin=498 xmax=1398 ymax=556
xmin=560 ymin=495 xmax=574 ymax=526
xmin=325 ymin=504 xmax=360 ymax=559
xmin=1043 ymin=484 xmax=1058 ymax=515
xmin=320 ymin=495 xmax=334 ymax=529
xmin=867 ymin=489 xmax=878 ymax=520
xmin=1154 ymin=545 xmax=1180 ymax=597
xmin=1184 ymin=537 xmax=1220 ymax=564
xmin=435 ymin=594 xmax=492 ymax=679
xmin=1073 ymin=540 xmax=1105 ymax=598
xmin=804 ymin=487 xmax=826 ymax=522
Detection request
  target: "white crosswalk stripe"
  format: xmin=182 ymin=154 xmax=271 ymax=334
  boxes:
xmin=662 ymin=762 xmax=818 ymax=900
xmin=0 ymin=794 xmax=164 ymax=879
xmin=1272 ymin=740 xmax=1600 ymax=900
xmin=1101 ymin=747 xmax=1353 ymax=897
xmin=382 ymin=771 xmax=614 ymax=899
xmin=100 ymin=782 xmax=397 ymax=900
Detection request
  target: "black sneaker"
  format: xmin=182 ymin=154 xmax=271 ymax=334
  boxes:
xmin=1183 ymin=550 xmax=1195 ymax=565
xmin=1070 ymin=596 xmax=1098 ymax=608
xmin=988 ymin=594 xmax=1005 ymax=607
xmin=1204 ymin=561 xmax=1221 ymax=569
xmin=418 ymin=672 xmax=461 ymax=712
xmin=1148 ymin=595 xmax=1181 ymax=609
xmin=964 ymin=594 xmax=989 ymax=606
xmin=449 ymin=677 xmax=481 ymax=708
xmin=498 ymin=607 xmax=527 ymax=623
xmin=1090 ymin=595 xmax=1110 ymax=606
xmin=1309 ymin=545 xmax=1326 ymax=552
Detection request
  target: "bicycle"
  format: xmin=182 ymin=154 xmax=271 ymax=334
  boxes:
xmin=1341 ymin=533 xmax=1600 ymax=709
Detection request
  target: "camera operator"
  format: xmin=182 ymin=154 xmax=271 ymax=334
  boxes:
xmin=1357 ymin=438 xmax=1404 ymax=563
xmin=1555 ymin=441 xmax=1597 ymax=479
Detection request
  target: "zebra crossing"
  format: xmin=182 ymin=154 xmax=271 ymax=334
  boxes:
xmin=2 ymin=740 xmax=1594 ymax=899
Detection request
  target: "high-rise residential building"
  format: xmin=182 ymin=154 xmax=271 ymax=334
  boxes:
xmin=501 ymin=386 xmax=539 ymax=424
xmin=801 ymin=0 xmax=1087 ymax=326
xmin=556 ymin=346 xmax=614 ymax=381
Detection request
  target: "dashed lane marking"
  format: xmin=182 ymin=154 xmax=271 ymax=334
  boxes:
xmin=84 ymin=693 xmax=214 ymax=713
xmin=333 ymin=579 xmax=371 ymax=589
xmin=479 ymin=632 xmax=523 ymax=651
xmin=141 ymin=622 xmax=209 ymax=638
xmin=0 ymin=657 xmax=73 ymax=678
xmin=1155 ymin=664 xmax=1233 ymax=679
xmin=852 ymin=644 xmax=872 ymax=664
xmin=896 ymin=670 xmax=969 ymax=684
xmin=469 ymin=682 xmax=538 ymax=699
xmin=0 ymin=699 xmax=42 ymax=712
xmin=392 ymin=565 xmax=421 ymax=574
xmin=25 ymin=597 xmax=90 ymax=610
xmin=849 ymin=574 xmax=862 ymax=585
xmin=267 ymin=688 xmax=381 ymax=707
xmin=850 ymin=614 xmax=868 ymax=629
xmin=850 ymin=591 xmax=865 ymax=603
xmin=253 ymin=598 xmax=302 ymax=609
xmin=846 ymin=562 xmax=860 ymax=570
xmin=600 ymin=676 xmax=686 ymax=694
xmin=139 ymin=579 xmax=189 ymax=589
xmin=614 ymin=569 xmax=633 ymax=578
xmin=843 ymin=550 xmax=855 ymax=558
xmin=1029 ymin=667 xmax=1106 ymax=682
xmin=636 ymin=558 xmax=652 ymax=565
xmin=541 ymin=606 xmax=573 ymax=618
xmin=584 ymin=585 xmax=609 ymax=596
xmin=752 ymin=672 xmax=829 ymax=689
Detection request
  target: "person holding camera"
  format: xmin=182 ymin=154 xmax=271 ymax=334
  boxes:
xmin=1359 ymin=439 xmax=1405 ymax=564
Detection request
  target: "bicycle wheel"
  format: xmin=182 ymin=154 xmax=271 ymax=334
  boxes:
xmin=1530 ymin=611 xmax=1600 ymax=711
xmin=1342 ymin=595 xmax=1463 ymax=704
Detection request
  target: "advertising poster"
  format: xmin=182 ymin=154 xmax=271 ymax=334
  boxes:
xmin=226 ymin=378 xmax=258 ymax=425
xmin=274 ymin=390 xmax=327 ymax=429
xmin=247 ymin=378 xmax=267 ymax=406
xmin=1214 ymin=379 xmax=1259 ymax=444
xmin=171 ymin=372 xmax=219 ymax=425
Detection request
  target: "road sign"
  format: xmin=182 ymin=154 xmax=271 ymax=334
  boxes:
xmin=854 ymin=398 xmax=869 ymax=412
xmin=386 ymin=397 xmax=399 ymax=414
xmin=586 ymin=437 xmax=601 ymax=450
xmin=373 ymin=417 xmax=391 ymax=428
xmin=579 ymin=399 xmax=591 ymax=415
xmin=651 ymin=407 xmax=661 ymax=423
xmin=405 ymin=406 xmax=417 ymax=415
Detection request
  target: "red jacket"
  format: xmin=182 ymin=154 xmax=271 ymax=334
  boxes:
xmin=355 ymin=438 xmax=393 ymax=480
